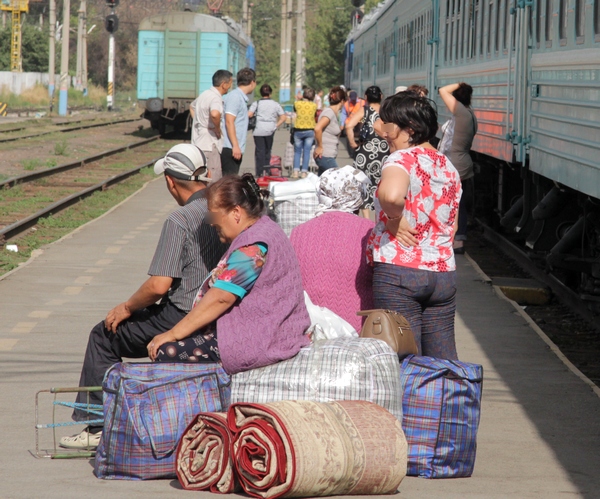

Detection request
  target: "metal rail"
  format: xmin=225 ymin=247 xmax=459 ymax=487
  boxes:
xmin=0 ymin=157 xmax=161 ymax=244
xmin=0 ymin=136 xmax=158 ymax=189
xmin=477 ymin=220 xmax=598 ymax=325
xmin=0 ymin=117 xmax=142 ymax=143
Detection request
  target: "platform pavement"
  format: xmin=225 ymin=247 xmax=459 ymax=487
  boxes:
xmin=1 ymin=133 xmax=600 ymax=498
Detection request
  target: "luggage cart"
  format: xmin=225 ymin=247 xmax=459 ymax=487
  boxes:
xmin=33 ymin=386 xmax=103 ymax=459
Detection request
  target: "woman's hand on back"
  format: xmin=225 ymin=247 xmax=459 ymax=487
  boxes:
xmin=386 ymin=216 xmax=419 ymax=247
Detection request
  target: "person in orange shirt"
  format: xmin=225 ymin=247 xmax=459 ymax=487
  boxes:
xmin=340 ymin=90 xmax=365 ymax=127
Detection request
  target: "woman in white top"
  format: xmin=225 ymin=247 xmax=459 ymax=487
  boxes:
xmin=248 ymin=84 xmax=287 ymax=177
xmin=313 ymin=86 xmax=347 ymax=175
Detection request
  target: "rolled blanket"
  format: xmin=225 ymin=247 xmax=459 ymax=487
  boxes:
xmin=176 ymin=412 xmax=240 ymax=493
xmin=228 ymin=400 xmax=407 ymax=498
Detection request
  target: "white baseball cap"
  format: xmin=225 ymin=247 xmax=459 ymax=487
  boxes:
xmin=395 ymin=85 xmax=408 ymax=94
xmin=154 ymin=143 xmax=209 ymax=182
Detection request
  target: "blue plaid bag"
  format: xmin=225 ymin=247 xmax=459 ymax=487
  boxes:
xmin=94 ymin=362 xmax=231 ymax=480
xmin=400 ymin=355 xmax=483 ymax=478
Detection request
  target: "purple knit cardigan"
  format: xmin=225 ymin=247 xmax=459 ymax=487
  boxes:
xmin=290 ymin=211 xmax=374 ymax=332
xmin=217 ymin=216 xmax=311 ymax=374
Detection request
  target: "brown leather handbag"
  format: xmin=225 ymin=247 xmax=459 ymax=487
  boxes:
xmin=357 ymin=309 xmax=418 ymax=356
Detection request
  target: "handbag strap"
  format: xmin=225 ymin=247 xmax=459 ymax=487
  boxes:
xmin=357 ymin=308 xmax=393 ymax=316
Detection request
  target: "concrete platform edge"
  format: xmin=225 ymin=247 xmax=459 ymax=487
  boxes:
xmin=465 ymin=251 xmax=600 ymax=400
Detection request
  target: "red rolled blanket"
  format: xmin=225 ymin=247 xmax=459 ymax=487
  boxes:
xmin=228 ymin=400 xmax=407 ymax=499
xmin=176 ymin=412 xmax=240 ymax=493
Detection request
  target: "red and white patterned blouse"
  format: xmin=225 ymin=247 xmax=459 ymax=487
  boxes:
xmin=367 ymin=146 xmax=462 ymax=272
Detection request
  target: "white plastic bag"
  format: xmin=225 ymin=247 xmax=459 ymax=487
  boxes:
xmin=304 ymin=291 xmax=359 ymax=341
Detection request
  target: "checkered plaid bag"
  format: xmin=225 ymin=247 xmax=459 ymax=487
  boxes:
xmin=94 ymin=362 xmax=231 ymax=480
xmin=400 ymin=355 xmax=483 ymax=478
xmin=230 ymin=338 xmax=403 ymax=421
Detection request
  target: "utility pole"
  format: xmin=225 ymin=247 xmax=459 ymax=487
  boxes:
xmin=81 ymin=1 xmax=87 ymax=96
xmin=48 ymin=0 xmax=56 ymax=101
xmin=279 ymin=0 xmax=287 ymax=102
xmin=58 ymin=0 xmax=70 ymax=116
xmin=247 ymin=3 xmax=253 ymax=37
xmin=242 ymin=0 xmax=248 ymax=35
xmin=284 ymin=0 xmax=293 ymax=100
xmin=75 ymin=1 xmax=83 ymax=91
xmin=294 ymin=0 xmax=304 ymax=97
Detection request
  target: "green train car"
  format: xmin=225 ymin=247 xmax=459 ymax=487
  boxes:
xmin=137 ymin=11 xmax=255 ymax=135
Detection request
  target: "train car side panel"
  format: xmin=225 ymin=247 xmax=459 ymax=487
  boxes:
xmin=164 ymin=30 xmax=198 ymax=100
xmin=137 ymin=31 xmax=164 ymax=101
xmin=197 ymin=32 xmax=229 ymax=95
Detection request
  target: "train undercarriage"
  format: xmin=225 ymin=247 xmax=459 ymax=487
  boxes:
xmin=474 ymin=153 xmax=600 ymax=315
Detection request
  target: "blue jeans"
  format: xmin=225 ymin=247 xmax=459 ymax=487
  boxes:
xmin=315 ymin=156 xmax=338 ymax=175
xmin=293 ymin=130 xmax=314 ymax=172
xmin=372 ymin=262 xmax=458 ymax=360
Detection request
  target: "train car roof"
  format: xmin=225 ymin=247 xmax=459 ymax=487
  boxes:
xmin=346 ymin=0 xmax=395 ymax=43
xmin=139 ymin=12 xmax=251 ymax=47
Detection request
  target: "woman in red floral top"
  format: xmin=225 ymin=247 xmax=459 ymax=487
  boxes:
xmin=367 ymin=91 xmax=462 ymax=359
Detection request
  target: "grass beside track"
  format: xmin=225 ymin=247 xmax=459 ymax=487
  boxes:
xmin=0 ymin=167 xmax=157 ymax=275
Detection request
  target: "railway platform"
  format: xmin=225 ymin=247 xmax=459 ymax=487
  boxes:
xmin=1 ymin=132 xmax=600 ymax=498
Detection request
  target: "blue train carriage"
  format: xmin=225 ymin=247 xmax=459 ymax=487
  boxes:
xmin=137 ymin=12 xmax=254 ymax=135
xmin=347 ymin=0 xmax=600 ymax=302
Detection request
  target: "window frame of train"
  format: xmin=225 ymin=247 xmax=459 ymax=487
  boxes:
xmin=468 ymin=0 xmax=480 ymax=59
xmin=545 ymin=0 xmax=553 ymax=48
xmin=558 ymin=0 xmax=567 ymax=46
xmin=595 ymin=0 xmax=600 ymax=42
xmin=574 ymin=0 xmax=584 ymax=44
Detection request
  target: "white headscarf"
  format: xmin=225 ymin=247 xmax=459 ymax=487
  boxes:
xmin=314 ymin=165 xmax=371 ymax=217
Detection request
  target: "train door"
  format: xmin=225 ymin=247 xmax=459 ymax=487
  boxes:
xmin=510 ymin=0 xmax=532 ymax=165
xmin=137 ymin=32 xmax=164 ymax=100
xmin=163 ymin=30 xmax=198 ymax=99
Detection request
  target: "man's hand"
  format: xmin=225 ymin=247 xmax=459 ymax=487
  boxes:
xmin=386 ymin=216 xmax=419 ymax=247
xmin=213 ymin=127 xmax=222 ymax=140
xmin=147 ymin=330 xmax=178 ymax=361
xmin=105 ymin=302 xmax=132 ymax=333
xmin=232 ymin=145 xmax=242 ymax=160
xmin=314 ymin=145 xmax=324 ymax=159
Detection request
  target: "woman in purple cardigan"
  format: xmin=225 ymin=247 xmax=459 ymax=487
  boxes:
xmin=147 ymin=174 xmax=310 ymax=374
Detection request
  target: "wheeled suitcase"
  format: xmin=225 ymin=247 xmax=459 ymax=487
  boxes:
xmin=94 ymin=362 xmax=230 ymax=480
xmin=400 ymin=355 xmax=483 ymax=478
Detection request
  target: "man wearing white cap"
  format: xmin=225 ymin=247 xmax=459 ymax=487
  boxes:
xmin=60 ymin=144 xmax=228 ymax=450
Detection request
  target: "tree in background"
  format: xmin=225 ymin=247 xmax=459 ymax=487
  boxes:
xmin=304 ymin=0 xmax=353 ymax=91
xmin=0 ymin=24 xmax=49 ymax=72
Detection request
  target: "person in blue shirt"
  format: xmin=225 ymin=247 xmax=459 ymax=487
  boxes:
xmin=221 ymin=67 xmax=257 ymax=176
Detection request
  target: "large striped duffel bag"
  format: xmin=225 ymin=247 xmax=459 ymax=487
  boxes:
xmin=94 ymin=362 xmax=231 ymax=480
xmin=400 ymin=355 xmax=483 ymax=478
xmin=230 ymin=338 xmax=403 ymax=422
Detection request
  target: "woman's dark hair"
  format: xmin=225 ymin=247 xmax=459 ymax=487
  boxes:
xmin=452 ymin=82 xmax=473 ymax=107
xmin=364 ymin=85 xmax=383 ymax=104
xmin=207 ymin=173 xmax=267 ymax=219
xmin=379 ymin=92 xmax=439 ymax=145
xmin=328 ymin=86 xmax=347 ymax=105
xmin=260 ymin=84 xmax=272 ymax=97
xmin=407 ymin=84 xmax=429 ymax=97
xmin=303 ymin=87 xmax=315 ymax=101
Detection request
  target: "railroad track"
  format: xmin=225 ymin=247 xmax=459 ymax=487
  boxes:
xmin=0 ymin=117 xmax=142 ymax=143
xmin=475 ymin=219 xmax=599 ymax=325
xmin=0 ymin=136 xmax=166 ymax=244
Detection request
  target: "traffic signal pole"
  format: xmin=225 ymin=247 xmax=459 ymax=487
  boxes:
xmin=105 ymin=0 xmax=119 ymax=110
xmin=107 ymin=33 xmax=114 ymax=110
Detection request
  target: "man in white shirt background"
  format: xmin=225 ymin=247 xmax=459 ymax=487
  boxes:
xmin=190 ymin=70 xmax=233 ymax=182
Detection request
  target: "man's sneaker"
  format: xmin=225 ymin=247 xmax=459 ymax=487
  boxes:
xmin=59 ymin=428 xmax=102 ymax=449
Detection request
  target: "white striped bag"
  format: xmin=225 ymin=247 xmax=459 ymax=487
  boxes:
xmin=230 ymin=337 xmax=402 ymax=422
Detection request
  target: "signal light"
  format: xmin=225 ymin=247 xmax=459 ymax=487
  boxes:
xmin=351 ymin=0 xmax=365 ymax=6
xmin=106 ymin=0 xmax=119 ymax=7
xmin=351 ymin=8 xmax=364 ymax=24
xmin=105 ymin=14 xmax=119 ymax=33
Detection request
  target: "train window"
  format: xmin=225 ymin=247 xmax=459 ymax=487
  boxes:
xmin=487 ymin=0 xmax=494 ymax=54
xmin=558 ymin=0 xmax=567 ymax=44
xmin=470 ymin=0 xmax=480 ymax=58
xmin=535 ymin=0 xmax=542 ymax=46
xmin=575 ymin=0 xmax=584 ymax=41
xmin=495 ymin=0 xmax=502 ymax=52
xmin=504 ymin=0 xmax=511 ymax=50
xmin=596 ymin=0 xmax=600 ymax=41
xmin=545 ymin=0 xmax=553 ymax=46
